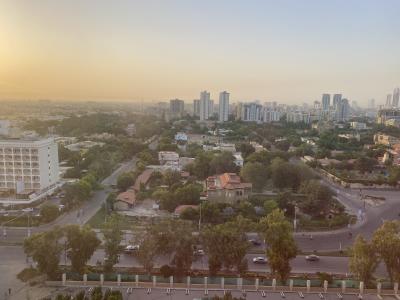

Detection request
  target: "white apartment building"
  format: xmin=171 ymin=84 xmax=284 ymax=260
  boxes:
xmin=0 ymin=138 xmax=59 ymax=193
xmin=218 ymin=91 xmax=230 ymax=122
xmin=242 ymin=103 xmax=263 ymax=122
xmin=199 ymin=91 xmax=212 ymax=121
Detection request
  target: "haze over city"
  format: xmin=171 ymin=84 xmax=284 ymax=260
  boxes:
xmin=0 ymin=0 xmax=399 ymax=104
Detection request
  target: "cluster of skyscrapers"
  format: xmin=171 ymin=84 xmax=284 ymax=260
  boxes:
xmin=320 ymin=93 xmax=350 ymax=122
xmin=167 ymin=91 xmax=359 ymax=125
xmin=385 ymin=87 xmax=400 ymax=108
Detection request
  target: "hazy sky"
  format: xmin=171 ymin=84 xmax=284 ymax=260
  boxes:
xmin=0 ymin=0 xmax=399 ymax=104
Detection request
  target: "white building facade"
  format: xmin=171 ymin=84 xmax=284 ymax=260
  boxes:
xmin=0 ymin=138 xmax=59 ymax=193
xmin=199 ymin=91 xmax=212 ymax=121
xmin=218 ymin=91 xmax=230 ymax=122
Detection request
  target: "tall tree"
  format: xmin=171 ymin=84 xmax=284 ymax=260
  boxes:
xmin=349 ymin=235 xmax=378 ymax=285
xmin=202 ymin=219 xmax=249 ymax=275
xmin=23 ymin=227 xmax=63 ymax=278
xmin=136 ymin=235 xmax=158 ymax=275
xmin=116 ymin=172 xmax=135 ymax=191
xmin=101 ymin=214 xmax=123 ymax=272
xmin=269 ymin=158 xmax=302 ymax=191
xmin=64 ymin=225 xmax=101 ymax=274
xmin=148 ymin=219 xmax=195 ymax=276
xmin=298 ymin=180 xmax=333 ymax=216
xmin=240 ymin=162 xmax=268 ymax=191
xmin=260 ymin=209 xmax=297 ymax=282
xmin=372 ymin=221 xmax=400 ymax=282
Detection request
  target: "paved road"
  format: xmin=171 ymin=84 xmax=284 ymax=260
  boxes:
xmin=95 ymin=250 xmax=386 ymax=277
xmin=0 ymin=245 xmax=387 ymax=284
xmin=1 ymin=158 xmax=137 ymax=243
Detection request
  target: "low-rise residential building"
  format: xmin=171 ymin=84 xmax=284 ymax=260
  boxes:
xmin=374 ymin=133 xmax=400 ymax=146
xmin=114 ymin=187 xmax=136 ymax=210
xmin=133 ymin=169 xmax=154 ymax=192
xmin=65 ymin=141 xmax=105 ymax=153
xmin=125 ymin=123 xmax=136 ymax=136
xmin=203 ymin=143 xmax=236 ymax=153
xmin=186 ymin=134 xmax=220 ymax=145
xmin=338 ymin=133 xmax=360 ymax=141
xmin=350 ymin=122 xmax=367 ymax=130
xmin=158 ymin=151 xmax=179 ymax=166
xmin=250 ymin=141 xmax=266 ymax=152
xmin=174 ymin=132 xmax=188 ymax=142
xmin=206 ymin=173 xmax=252 ymax=204
xmin=233 ymin=153 xmax=244 ymax=167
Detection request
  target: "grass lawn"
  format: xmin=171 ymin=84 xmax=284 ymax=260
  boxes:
xmin=86 ymin=206 xmax=107 ymax=228
xmin=86 ymin=206 xmax=158 ymax=230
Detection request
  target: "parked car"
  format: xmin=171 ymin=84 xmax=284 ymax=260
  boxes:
xmin=124 ymin=245 xmax=140 ymax=254
xmin=252 ymin=256 xmax=268 ymax=264
xmin=305 ymin=254 xmax=320 ymax=261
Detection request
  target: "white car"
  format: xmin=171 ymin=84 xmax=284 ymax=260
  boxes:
xmin=252 ymin=257 xmax=268 ymax=264
xmin=124 ymin=245 xmax=140 ymax=253
xmin=305 ymin=254 xmax=320 ymax=261
xmin=22 ymin=208 xmax=34 ymax=212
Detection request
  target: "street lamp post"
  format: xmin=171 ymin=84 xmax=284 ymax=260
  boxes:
xmin=27 ymin=212 xmax=31 ymax=237
xmin=198 ymin=202 xmax=202 ymax=232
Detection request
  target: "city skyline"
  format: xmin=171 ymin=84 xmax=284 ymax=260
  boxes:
xmin=0 ymin=0 xmax=399 ymax=104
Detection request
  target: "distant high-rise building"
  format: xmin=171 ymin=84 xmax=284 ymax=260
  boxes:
xmin=218 ymin=91 xmax=230 ymax=122
xmin=199 ymin=91 xmax=211 ymax=121
xmin=336 ymin=98 xmax=350 ymax=122
xmin=333 ymin=94 xmax=342 ymax=110
xmin=235 ymin=102 xmax=243 ymax=120
xmin=169 ymin=99 xmax=184 ymax=116
xmin=393 ymin=88 xmax=400 ymax=107
xmin=242 ymin=103 xmax=263 ymax=122
xmin=322 ymin=94 xmax=330 ymax=111
xmin=193 ymin=99 xmax=200 ymax=116
xmin=209 ymin=100 xmax=214 ymax=116
xmin=368 ymin=99 xmax=375 ymax=109
xmin=386 ymin=94 xmax=392 ymax=107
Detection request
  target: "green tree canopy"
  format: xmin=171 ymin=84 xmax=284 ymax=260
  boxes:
xmin=240 ymin=161 xmax=268 ymax=191
xmin=64 ymin=225 xmax=101 ymax=274
xmin=260 ymin=209 xmax=297 ymax=282
xmin=372 ymin=221 xmax=400 ymax=282
xmin=101 ymin=214 xmax=123 ymax=272
xmin=349 ymin=235 xmax=378 ymax=285
xmin=116 ymin=172 xmax=135 ymax=191
xmin=24 ymin=227 xmax=63 ymax=278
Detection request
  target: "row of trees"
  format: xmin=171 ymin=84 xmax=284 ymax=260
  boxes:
xmin=135 ymin=209 xmax=297 ymax=282
xmin=24 ymin=214 xmax=125 ymax=277
xmin=350 ymin=220 xmax=400 ymax=284
xmin=24 ymin=225 xmax=100 ymax=278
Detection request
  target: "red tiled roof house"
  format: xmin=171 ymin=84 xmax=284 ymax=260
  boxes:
xmin=205 ymin=173 xmax=252 ymax=204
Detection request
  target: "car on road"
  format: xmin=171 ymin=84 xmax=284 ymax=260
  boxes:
xmin=305 ymin=254 xmax=320 ymax=261
xmin=252 ymin=256 xmax=268 ymax=264
xmin=124 ymin=245 xmax=140 ymax=253
xmin=22 ymin=208 xmax=34 ymax=213
xmin=193 ymin=249 xmax=205 ymax=256
xmin=248 ymin=239 xmax=262 ymax=246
